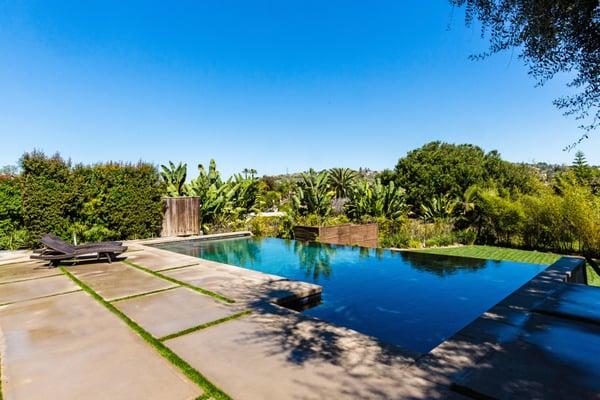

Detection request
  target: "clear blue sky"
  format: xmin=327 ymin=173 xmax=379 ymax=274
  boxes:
xmin=1 ymin=0 xmax=598 ymax=177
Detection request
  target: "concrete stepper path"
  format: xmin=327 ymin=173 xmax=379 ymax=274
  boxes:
xmin=1 ymin=232 xmax=599 ymax=399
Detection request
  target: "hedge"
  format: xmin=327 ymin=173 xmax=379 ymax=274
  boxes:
xmin=3 ymin=151 xmax=165 ymax=248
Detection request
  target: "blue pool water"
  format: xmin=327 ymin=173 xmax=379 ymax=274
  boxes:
xmin=153 ymin=237 xmax=547 ymax=353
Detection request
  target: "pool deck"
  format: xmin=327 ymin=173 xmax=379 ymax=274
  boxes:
xmin=1 ymin=232 xmax=599 ymax=399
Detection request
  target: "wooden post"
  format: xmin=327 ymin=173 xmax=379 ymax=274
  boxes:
xmin=161 ymin=196 xmax=200 ymax=237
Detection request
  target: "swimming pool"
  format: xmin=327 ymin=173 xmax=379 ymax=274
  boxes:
xmin=152 ymin=237 xmax=547 ymax=353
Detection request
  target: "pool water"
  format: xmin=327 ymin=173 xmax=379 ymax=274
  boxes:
xmin=153 ymin=237 xmax=547 ymax=353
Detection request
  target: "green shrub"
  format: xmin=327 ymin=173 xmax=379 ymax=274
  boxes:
xmin=245 ymin=215 xmax=294 ymax=238
xmin=19 ymin=151 xmax=163 ymax=246
xmin=0 ymin=175 xmax=27 ymax=249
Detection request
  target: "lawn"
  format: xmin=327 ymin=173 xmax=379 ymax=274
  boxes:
xmin=409 ymin=245 xmax=600 ymax=287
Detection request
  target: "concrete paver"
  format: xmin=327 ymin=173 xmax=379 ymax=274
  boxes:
xmin=164 ymin=262 xmax=321 ymax=306
xmin=165 ymin=305 xmax=435 ymax=400
xmin=0 ymin=261 xmax=59 ymax=284
xmin=114 ymin=286 xmax=240 ymax=338
xmin=68 ymin=262 xmax=176 ymax=301
xmin=452 ymin=313 xmax=600 ymax=399
xmin=0 ymin=274 xmax=80 ymax=305
xmin=125 ymin=247 xmax=200 ymax=271
xmin=0 ymin=290 xmax=201 ymax=400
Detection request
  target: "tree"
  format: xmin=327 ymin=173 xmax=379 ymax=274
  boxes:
xmin=328 ymin=168 xmax=358 ymax=199
xmin=451 ymin=0 xmax=600 ymax=144
xmin=572 ymin=150 xmax=591 ymax=181
xmin=394 ymin=142 xmax=537 ymax=211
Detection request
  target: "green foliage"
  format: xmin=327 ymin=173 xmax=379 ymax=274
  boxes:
xmin=451 ymin=0 xmax=600 ymax=136
xmin=185 ymin=160 xmax=259 ymax=233
xmin=18 ymin=151 xmax=163 ymax=246
xmin=419 ymin=194 xmax=458 ymax=223
xmin=475 ymin=189 xmax=525 ymax=245
xmin=160 ymin=162 xmax=188 ymax=197
xmin=394 ymin=142 xmax=535 ymax=211
xmin=346 ymin=180 xmax=406 ymax=220
xmin=245 ymin=215 xmax=295 ymax=238
xmin=0 ymin=175 xmax=27 ymax=249
xmin=291 ymin=170 xmax=334 ymax=217
xmin=328 ymin=168 xmax=358 ymax=199
xmin=379 ymin=217 xmax=458 ymax=249
xmin=20 ymin=151 xmax=75 ymax=244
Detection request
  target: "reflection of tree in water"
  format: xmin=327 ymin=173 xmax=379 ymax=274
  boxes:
xmin=199 ymin=238 xmax=261 ymax=267
xmin=293 ymin=240 xmax=336 ymax=281
xmin=399 ymin=251 xmax=487 ymax=277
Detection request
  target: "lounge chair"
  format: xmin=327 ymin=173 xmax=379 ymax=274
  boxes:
xmin=31 ymin=234 xmax=127 ymax=266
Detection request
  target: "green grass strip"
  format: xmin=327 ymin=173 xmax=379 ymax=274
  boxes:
xmin=156 ymin=263 xmax=200 ymax=272
xmin=60 ymin=267 xmax=231 ymax=400
xmin=160 ymin=310 xmax=252 ymax=342
xmin=408 ymin=245 xmax=561 ymax=265
xmin=110 ymin=286 xmax=180 ymax=303
xmin=122 ymin=260 xmax=234 ymax=304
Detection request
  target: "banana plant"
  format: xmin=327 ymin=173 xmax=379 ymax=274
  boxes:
xmin=346 ymin=179 xmax=406 ymax=220
xmin=420 ymin=194 xmax=459 ymax=222
xmin=291 ymin=169 xmax=334 ymax=217
xmin=160 ymin=161 xmax=188 ymax=197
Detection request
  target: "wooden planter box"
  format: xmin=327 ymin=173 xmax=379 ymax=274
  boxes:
xmin=293 ymin=223 xmax=378 ymax=248
xmin=161 ymin=196 xmax=200 ymax=237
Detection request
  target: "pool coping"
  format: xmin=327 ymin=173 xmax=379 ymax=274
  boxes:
xmin=132 ymin=232 xmax=323 ymax=310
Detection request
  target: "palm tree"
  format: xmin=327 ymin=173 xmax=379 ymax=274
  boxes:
xmin=328 ymin=168 xmax=358 ymax=199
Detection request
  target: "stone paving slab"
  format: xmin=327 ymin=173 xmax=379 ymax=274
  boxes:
xmin=0 ymin=274 xmax=80 ymax=305
xmin=114 ymin=286 xmax=240 ymax=338
xmin=452 ymin=313 xmax=600 ymax=399
xmin=0 ymin=290 xmax=201 ymax=400
xmin=0 ymin=261 xmax=60 ymax=284
xmin=0 ymin=250 xmax=33 ymax=266
xmin=164 ymin=262 xmax=321 ymax=306
xmin=68 ymin=262 xmax=176 ymax=301
xmin=163 ymin=304 xmax=455 ymax=400
xmin=125 ymin=247 xmax=201 ymax=271
xmin=534 ymin=283 xmax=600 ymax=324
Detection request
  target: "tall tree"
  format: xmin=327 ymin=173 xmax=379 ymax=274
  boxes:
xmin=572 ymin=150 xmax=591 ymax=182
xmin=450 ymin=0 xmax=600 ymax=146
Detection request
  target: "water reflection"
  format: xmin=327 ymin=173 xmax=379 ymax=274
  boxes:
xmin=199 ymin=238 xmax=261 ymax=267
xmin=399 ymin=251 xmax=487 ymax=277
xmin=292 ymin=240 xmax=335 ymax=280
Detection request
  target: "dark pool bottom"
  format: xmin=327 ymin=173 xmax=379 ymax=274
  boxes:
xmin=152 ymin=237 xmax=546 ymax=354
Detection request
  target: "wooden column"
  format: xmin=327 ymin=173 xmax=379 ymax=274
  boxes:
xmin=161 ymin=196 xmax=200 ymax=237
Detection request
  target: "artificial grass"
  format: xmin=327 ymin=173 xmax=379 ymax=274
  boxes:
xmin=122 ymin=260 xmax=235 ymax=304
xmin=159 ymin=310 xmax=252 ymax=342
xmin=60 ymin=267 xmax=232 ymax=400
xmin=110 ymin=286 xmax=180 ymax=303
xmin=410 ymin=245 xmax=561 ymax=265
xmin=410 ymin=245 xmax=600 ymax=287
